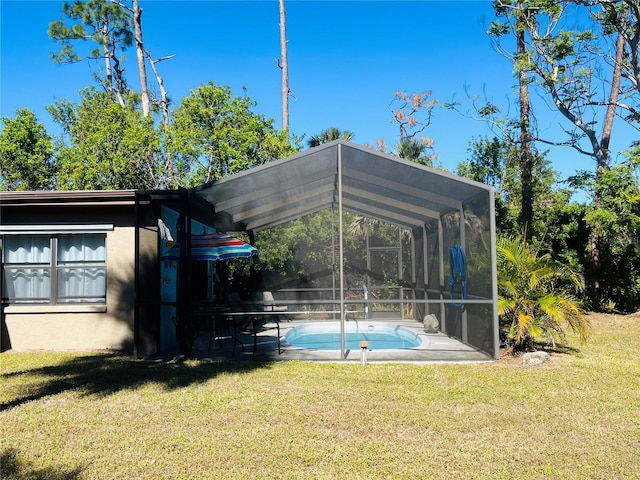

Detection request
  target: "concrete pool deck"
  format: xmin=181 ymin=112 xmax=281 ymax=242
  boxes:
xmin=188 ymin=318 xmax=495 ymax=364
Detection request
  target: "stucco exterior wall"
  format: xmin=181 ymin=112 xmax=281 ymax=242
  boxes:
xmin=3 ymin=224 xmax=136 ymax=352
xmin=4 ymin=309 xmax=132 ymax=351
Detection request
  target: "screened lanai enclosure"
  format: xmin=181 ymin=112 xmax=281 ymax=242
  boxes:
xmin=168 ymin=140 xmax=498 ymax=361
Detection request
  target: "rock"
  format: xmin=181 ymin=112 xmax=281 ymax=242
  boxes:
xmin=522 ymin=351 xmax=550 ymax=365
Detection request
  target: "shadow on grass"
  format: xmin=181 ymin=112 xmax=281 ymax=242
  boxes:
xmin=1 ymin=447 xmax=83 ymax=480
xmin=542 ymin=343 xmax=582 ymax=355
xmin=499 ymin=340 xmax=583 ymax=360
xmin=1 ymin=353 xmax=267 ymax=412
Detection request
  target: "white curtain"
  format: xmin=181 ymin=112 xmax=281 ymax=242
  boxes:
xmin=57 ymin=234 xmax=106 ymax=301
xmin=3 ymin=235 xmax=51 ymax=300
xmin=2 ymin=234 xmax=106 ymax=302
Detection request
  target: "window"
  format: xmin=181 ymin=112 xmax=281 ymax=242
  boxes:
xmin=2 ymin=234 xmax=107 ymax=304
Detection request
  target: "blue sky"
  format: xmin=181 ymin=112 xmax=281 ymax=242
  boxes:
xmin=1 ymin=0 xmax=637 ymax=183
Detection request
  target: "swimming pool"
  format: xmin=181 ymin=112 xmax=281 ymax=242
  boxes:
xmin=283 ymin=321 xmax=422 ymax=350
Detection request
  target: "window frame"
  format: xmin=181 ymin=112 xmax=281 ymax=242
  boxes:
xmin=1 ymin=225 xmax=113 ymax=306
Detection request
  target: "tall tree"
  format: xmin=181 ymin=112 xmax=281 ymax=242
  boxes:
xmin=489 ymin=1 xmax=634 ymax=168
xmin=488 ymin=0 xmax=633 ymax=306
xmin=278 ymin=0 xmax=290 ymax=131
xmin=170 ymin=82 xmax=295 ymax=184
xmin=488 ymin=1 xmax=550 ymax=239
xmin=516 ymin=1 xmax=534 ymax=238
xmin=0 ymin=109 xmax=55 ymax=191
xmin=49 ymin=0 xmax=133 ymax=106
xmin=131 ymin=0 xmax=149 ymax=116
xmin=457 ymin=135 xmax=571 ymax=241
xmin=111 ymin=0 xmax=150 ymax=116
xmin=145 ymin=49 xmax=176 ymax=187
xmin=596 ymin=0 xmax=640 ymax=119
xmin=48 ymin=88 xmax=160 ymax=190
xmin=111 ymin=0 xmax=176 ymax=186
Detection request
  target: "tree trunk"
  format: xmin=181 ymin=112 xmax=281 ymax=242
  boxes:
xmin=517 ymin=2 xmax=533 ymax=239
xmin=132 ymin=0 xmax=150 ymax=117
xmin=603 ymin=0 xmax=639 ymax=95
xmin=101 ymin=25 xmax=118 ymax=104
xmin=279 ymin=0 xmax=289 ymax=132
xmin=146 ymin=53 xmax=174 ymax=187
xmin=601 ymin=27 xmax=625 ymax=155
xmin=101 ymin=25 xmax=125 ymax=106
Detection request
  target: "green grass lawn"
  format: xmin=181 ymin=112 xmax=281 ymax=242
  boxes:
xmin=1 ymin=313 xmax=639 ymax=479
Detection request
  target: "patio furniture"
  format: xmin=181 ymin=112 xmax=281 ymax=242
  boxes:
xmin=191 ymin=302 xmax=245 ymax=357
xmin=255 ymin=291 xmax=289 ymax=318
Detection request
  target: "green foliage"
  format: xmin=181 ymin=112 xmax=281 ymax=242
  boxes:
xmin=457 ymin=136 xmax=575 ymax=243
xmin=497 ymin=234 xmax=590 ymax=350
xmin=548 ymin=30 xmax=577 ymax=60
xmin=307 ymin=127 xmax=354 ymax=147
xmin=44 ymin=1 xmax=301 ymax=191
xmin=170 ymin=82 xmax=295 ymax=185
xmin=596 ymin=242 xmax=640 ymax=313
xmin=48 ymin=0 xmax=133 ymax=100
xmin=254 ymin=210 xmax=407 ymax=298
xmin=0 ymin=109 xmax=55 ymax=191
xmin=255 ymin=217 xmax=324 ymax=278
xmin=487 ymin=0 xmax=627 ymax=174
xmin=49 ymin=0 xmax=133 ymax=58
xmin=395 ymin=137 xmax=433 ymax=166
xmin=44 ymin=82 xmax=298 ymax=190
xmin=587 ymin=163 xmax=640 ymax=239
xmin=48 ymin=88 xmax=160 ymax=190
xmin=256 ymin=210 xmax=346 ymax=284
xmin=457 ymin=136 xmax=515 ymax=233
xmin=487 ymin=19 xmax=510 ymax=36
xmin=540 ymin=200 xmax=587 ymax=270
xmin=583 ymin=160 xmax=640 ymax=311
xmin=477 ymin=102 xmax=500 ymax=117
xmin=458 ymin=136 xmax=509 ymax=190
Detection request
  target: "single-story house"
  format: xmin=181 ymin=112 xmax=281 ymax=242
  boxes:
xmin=1 ymin=189 xmax=159 ymax=355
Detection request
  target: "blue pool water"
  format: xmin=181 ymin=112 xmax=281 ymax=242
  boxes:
xmin=283 ymin=322 xmax=421 ymax=350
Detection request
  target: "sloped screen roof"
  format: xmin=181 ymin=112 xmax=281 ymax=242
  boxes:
xmin=191 ymin=140 xmax=492 ymax=232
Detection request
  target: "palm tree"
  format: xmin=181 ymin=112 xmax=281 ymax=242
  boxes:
xmin=395 ymin=137 xmax=425 ymax=163
xmin=394 ymin=137 xmax=437 ymax=167
xmin=307 ymin=127 xmax=354 ymax=148
xmin=497 ymin=235 xmax=590 ymax=352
